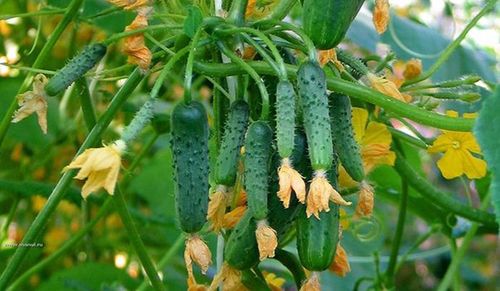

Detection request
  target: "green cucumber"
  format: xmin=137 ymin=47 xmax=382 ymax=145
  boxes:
xmin=302 ymin=0 xmax=365 ymax=49
xmin=224 ymin=212 xmax=260 ymax=270
xmin=330 ymin=93 xmax=365 ymax=182
xmin=296 ymin=203 xmax=339 ymax=271
xmin=297 ymin=61 xmax=333 ymax=171
xmin=244 ymin=121 xmax=273 ymax=221
xmin=215 ymin=100 xmax=250 ymax=186
xmin=171 ymin=101 xmax=209 ymax=233
xmin=241 ymin=269 xmax=272 ymax=291
xmin=276 ymin=80 xmax=297 ymax=159
xmin=45 ymin=43 xmax=107 ymax=96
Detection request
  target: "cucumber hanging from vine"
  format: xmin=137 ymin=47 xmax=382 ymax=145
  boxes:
xmin=297 ymin=60 xmax=351 ymax=219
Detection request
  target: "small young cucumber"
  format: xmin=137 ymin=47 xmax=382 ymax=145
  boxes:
xmin=296 ymin=203 xmax=340 ymax=271
xmin=297 ymin=61 xmax=333 ymax=171
xmin=224 ymin=212 xmax=260 ymax=270
xmin=45 ymin=43 xmax=107 ymax=96
xmin=214 ymin=100 xmax=249 ymax=186
xmin=171 ymin=101 xmax=210 ymax=233
xmin=302 ymin=0 xmax=365 ymax=49
xmin=330 ymin=93 xmax=365 ymax=182
xmin=244 ymin=121 xmax=273 ymax=221
xmin=276 ymin=80 xmax=297 ymax=159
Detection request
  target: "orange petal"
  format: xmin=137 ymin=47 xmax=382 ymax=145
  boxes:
xmin=373 ymin=0 xmax=390 ymax=34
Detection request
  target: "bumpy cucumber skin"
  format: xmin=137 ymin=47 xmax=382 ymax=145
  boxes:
xmin=330 ymin=93 xmax=365 ymax=182
xmin=297 ymin=61 xmax=333 ymax=171
xmin=224 ymin=212 xmax=260 ymax=270
xmin=171 ymin=101 xmax=209 ymax=233
xmin=45 ymin=43 xmax=107 ymax=96
xmin=215 ymin=100 xmax=249 ymax=186
xmin=276 ymin=80 xmax=296 ymax=159
xmin=296 ymin=203 xmax=339 ymax=271
xmin=303 ymin=0 xmax=365 ymax=49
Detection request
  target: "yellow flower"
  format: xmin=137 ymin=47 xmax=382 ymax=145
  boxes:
xmin=223 ymin=206 xmax=247 ymax=229
xmin=307 ymin=171 xmax=351 ymax=219
xmin=373 ymin=0 xmax=390 ymax=34
xmin=44 ymin=226 xmax=69 ymax=253
xmin=207 ymin=186 xmax=229 ymax=233
xmin=278 ymin=158 xmax=306 ymax=208
xmin=428 ymin=111 xmax=486 ymax=180
xmin=366 ymin=73 xmax=407 ymax=102
xmin=107 ymin=0 xmax=149 ymax=10
xmin=255 ymin=220 xmax=278 ymax=260
xmin=339 ymin=108 xmax=396 ymax=188
xmin=386 ymin=59 xmax=423 ymax=88
xmin=12 ymin=74 xmax=48 ymax=134
xmin=300 ymin=272 xmax=320 ymax=291
xmin=263 ymin=272 xmax=286 ymax=291
xmin=63 ymin=141 xmax=124 ymax=199
xmin=124 ymin=12 xmax=152 ymax=71
xmin=184 ymin=235 xmax=212 ymax=276
xmin=318 ymin=49 xmax=344 ymax=70
xmin=329 ymin=243 xmax=350 ymax=277
xmin=355 ymin=181 xmax=374 ymax=217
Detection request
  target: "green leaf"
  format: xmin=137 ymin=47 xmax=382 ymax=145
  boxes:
xmin=37 ymin=262 xmax=139 ymax=290
xmin=474 ymin=87 xmax=500 ymax=228
xmin=183 ymin=5 xmax=203 ymax=38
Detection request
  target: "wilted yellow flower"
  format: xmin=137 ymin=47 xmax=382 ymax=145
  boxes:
xmin=208 ymin=263 xmax=247 ymax=291
xmin=404 ymin=59 xmax=422 ymax=80
xmin=63 ymin=141 xmax=124 ymax=199
xmin=12 ymin=74 xmax=48 ymax=134
xmin=355 ymin=181 xmax=374 ymax=217
xmin=107 ymin=0 xmax=149 ymax=10
xmin=300 ymin=272 xmax=320 ymax=291
xmin=387 ymin=59 xmax=422 ymax=88
xmin=329 ymin=243 xmax=350 ymax=277
xmin=373 ymin=0 xmax=390 ymax=34
xmin=340 ymin=107 xmax=396 ymax=188
xmin=264 ymin=272 xmax=286 ymax=291
xmin=255 ymin=220 xmax=278 ymax=260
xmin=124 ymin=13 xmax=152 ymax=71
xmin=428 ymin=111 xmax=485 ymax=179
xmin=223 ymin=206 xmax=246 ymax=229
xmin=187 ymin=272 xmax=208 ymax=291
xmin=184 ymin=235 xmax=212 ymax=275
xmin=207 ymin=186 xmax=229 ymax=232
xmin=366 ymin=73 xmax=407 ymax=102
xmin=278 ymin=158 xmax=306 ymax=208
xmin=318 ymin=49 xmax=344 ymax=70
xmin=307 ymin=171 xmax=351 ymax=219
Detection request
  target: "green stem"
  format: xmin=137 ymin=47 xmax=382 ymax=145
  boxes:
xmin=395 ymin=225 xmax=440 ymax=272
xmin=385 ymin=174 xmax=409 ymax=286
xmin=0 ymin=8 xmax=66 ymax=20
xmin=102 ymin=24 xmax=183 ymax=45
xmin=335 ymin=49 xmax=369 ymax=75
xmin=136 ymin=234 xmax=185 ymax=291
xmin=183 ymin=29 xmax=204 ymax=104
xmin=387 ymin=127 xmax=428 ymax=149
xmin=227 ymin=0 xmax=249 ymax=26
xmin=274 ymin=249 xmax=306 ymax=288
xmin=394 ymin=152 xmax=496 ymax=227
xmin=403 ymin=0 xmax=496 ymax=86
xmin=75 ymin=78 xmax=97 ymax=130
xmin=217 ymin=43 xmax=270 ymax=120
xmin=261 ymin=0 xmax=297 ymax=22
xmin=0 ymin=198 xmax=19 ymax=243
xmin=113 ymin=187 xmax=166 ymax=291
xmin=7 ymin=198 xmax=113 ymax=291
xmin=437 ymin=192 xmax=492 ymax=291
xmin=193 ymin=61 xmax=476 ymax=131
xmin=0 ymin=69 xmax=144 ymax=289
xmin=0 ymin=0 xmax=84 ymax=148
xmin=238 ymin=33 xmax=282 ymax=78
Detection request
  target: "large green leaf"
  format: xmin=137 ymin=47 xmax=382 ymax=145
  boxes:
xmin=474 ymin=87 xmax=500 ymax=228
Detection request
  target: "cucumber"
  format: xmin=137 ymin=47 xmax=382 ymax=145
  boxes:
xmin=244 ymin=121 xmax=273 ymax=220
xmin=302 ymin=0 xmax=365 ymax=49
xmin=297 ymin=61 xmax=333 ymax=171
xmin=224 ymin=212 xmax=260 ymax=270
xmin=171 ymin=101 xmax=210 ymax=233
xmin=296 ymin=203 xmax=340 ymax=271
xmin=330 ymin=93 xmax=365 ymax=182
xmin=241 ymin=269 xmax=272 ymax=291
xmin=45 ymin=43 xmax=107 ymax=96
xmin=215 ymin=100 xmax=250 ymax=186
xmin=276 ymin=80 xmax=297 ymax=159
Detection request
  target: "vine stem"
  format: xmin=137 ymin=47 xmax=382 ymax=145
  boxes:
xmin=183 ymin=29 xmax=204 ymax=104
xmin=0 ymin=69 xmax=143 ymax=289
xmin=437 ymin=191 xmax=492 ymax=291
xmin=113 ymin=187 xmax=166 ymax=291
xmin=402 ymin=0 xmax=496 ymax=86
xmin=0 ymin=198 xmax=19 ymax=243
xmin=193 ymin=61 xmax=475 ymax=131
xmin=0 ymin=8 xmax=66 ymax=20
xmin=0 ymin=0 xmax=84 ymax=148
xmin=261 ymin=0 xmax=297 ymax=23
